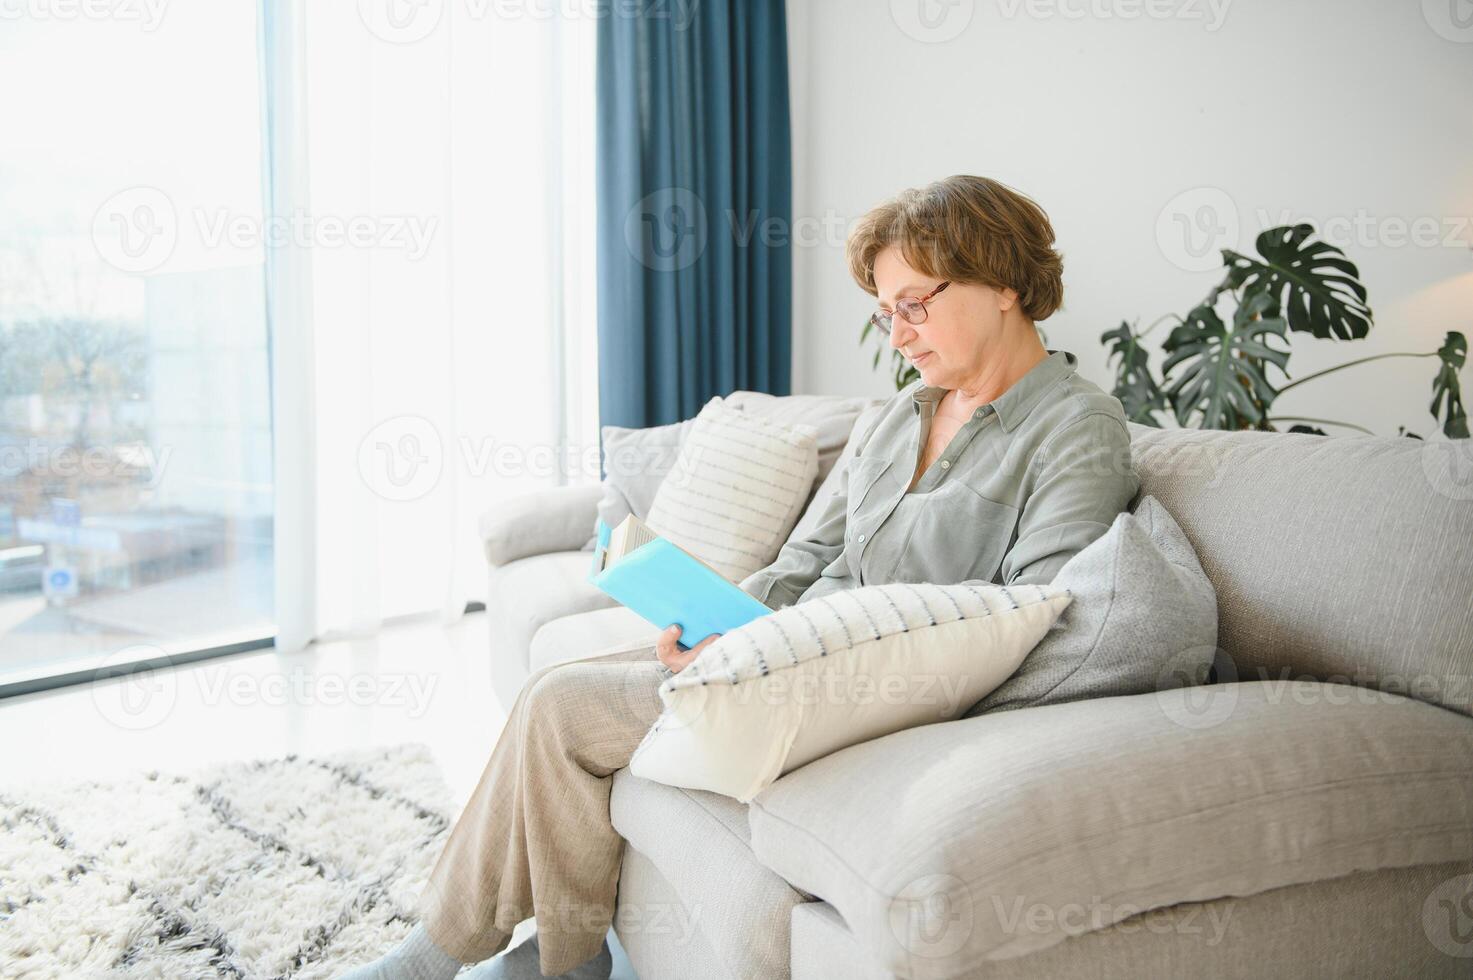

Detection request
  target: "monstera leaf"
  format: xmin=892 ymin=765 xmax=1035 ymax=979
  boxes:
xmin=1161 ymin=291 xmax=1290 ymax=430
xmin=1220 ymin=224 xmax=1372 ymax=341
xmin=1431 ymin=330 xmax=1468 ymax=439
xmin=1101 ymin=320 xmax=1168 ymax=426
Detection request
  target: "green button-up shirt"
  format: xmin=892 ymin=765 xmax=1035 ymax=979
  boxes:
xmin=739 ymin=349 xmax=1139 ymax=610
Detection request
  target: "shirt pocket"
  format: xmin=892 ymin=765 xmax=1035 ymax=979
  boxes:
xmin=831 ymin=454 xmax=893 ymax=581
xmin=894 ymin=481 xmax=1020 ymax=586
xmin=845 ymin=454 xmax=893 ymax=516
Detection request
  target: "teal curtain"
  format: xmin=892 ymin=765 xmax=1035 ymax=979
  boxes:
xmin=596 ymin=0 xmax=792 ymax=430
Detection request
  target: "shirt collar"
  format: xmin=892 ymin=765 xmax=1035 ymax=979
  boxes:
xmin=910 ymin=349 xmax=1078 ymax=432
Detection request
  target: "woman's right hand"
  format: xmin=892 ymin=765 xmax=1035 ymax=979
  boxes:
xmin=656 ymin=624 xmax=721 ymax=674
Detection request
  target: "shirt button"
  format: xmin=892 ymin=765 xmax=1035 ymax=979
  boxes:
xmin=857 ymin=533 xmax=866 ymax=542
xmin=940 ymin=459 xmax=951 ymax=469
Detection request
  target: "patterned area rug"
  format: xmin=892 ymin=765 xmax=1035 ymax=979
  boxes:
xmin=0 ymin=742 xmax=461 ymax=979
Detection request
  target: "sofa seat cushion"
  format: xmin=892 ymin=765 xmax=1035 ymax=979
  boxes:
xmin=747 ymin=682 xmax=1473 ymax=979
xmin=610 ymin=770 xmax=811 ymax=979
xmin=788 ymin=863 xmax=1472 ymax=980
xmin=529 ymin=606 xmax=660 ymax=673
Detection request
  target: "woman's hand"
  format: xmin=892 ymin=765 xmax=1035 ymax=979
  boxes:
xmin=656 ymin=624 xmax=721 ymax=674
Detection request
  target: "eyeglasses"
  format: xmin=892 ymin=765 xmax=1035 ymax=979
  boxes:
xmin=869 ymin=281 xmax=951 ymax=335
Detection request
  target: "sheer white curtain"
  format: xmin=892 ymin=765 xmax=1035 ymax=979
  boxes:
xmin=264 ymin=1 xmax=598 ymax=652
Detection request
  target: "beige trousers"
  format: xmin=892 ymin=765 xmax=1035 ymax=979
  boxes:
xmin=417 ymin=639 xmax=667 ymax=976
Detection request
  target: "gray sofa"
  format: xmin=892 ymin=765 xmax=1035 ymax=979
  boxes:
xmin=478 ymin=395 xmax=1473 ymax=979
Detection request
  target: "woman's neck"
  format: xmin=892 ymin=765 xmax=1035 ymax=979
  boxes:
xmin=950 ymin=336 xmax=1049 ymax=412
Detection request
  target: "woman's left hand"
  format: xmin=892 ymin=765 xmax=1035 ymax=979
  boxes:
xmin=656 ymin=624 xmax=721 ymax=674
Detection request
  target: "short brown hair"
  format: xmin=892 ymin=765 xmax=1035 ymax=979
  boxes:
xmin=845 ymin=175 xmax=1064 ymax=321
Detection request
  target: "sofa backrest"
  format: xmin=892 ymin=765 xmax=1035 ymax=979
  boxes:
xmin=1127 ymin=423 xmax=1473 ymax=717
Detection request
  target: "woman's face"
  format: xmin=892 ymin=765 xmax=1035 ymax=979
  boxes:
xmin=874 ymin=245 xmax=1014 ymax=391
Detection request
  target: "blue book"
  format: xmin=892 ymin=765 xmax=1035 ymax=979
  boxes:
xmin=588 ymin=515 xmax=773 ymax=650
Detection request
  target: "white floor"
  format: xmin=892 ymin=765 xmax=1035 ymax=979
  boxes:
xmin=0 ymin=609 xmax=639 ymax=978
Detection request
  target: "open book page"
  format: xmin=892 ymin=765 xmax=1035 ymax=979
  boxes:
xmin=605 ymin=514 xmax=740 ymax=585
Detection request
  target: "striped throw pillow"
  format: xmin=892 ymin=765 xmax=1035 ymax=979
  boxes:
xmin=644 ymin=396 xmax=819 ymax=583
xmin=629 ymin=581 xmax=1073 ymax=802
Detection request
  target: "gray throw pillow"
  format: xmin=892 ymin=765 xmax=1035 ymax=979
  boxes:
xmin=590 ymin=418 xmax=699 ymax=548
xmin=964 ymin=494 xmax=1218 ymax=717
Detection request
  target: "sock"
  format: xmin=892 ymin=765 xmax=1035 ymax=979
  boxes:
xmin=336 ymin=921 xmax=466 ymax=980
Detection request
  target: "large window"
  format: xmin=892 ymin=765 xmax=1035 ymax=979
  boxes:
xmin=0 ymin=3 xmax=272 ymax=686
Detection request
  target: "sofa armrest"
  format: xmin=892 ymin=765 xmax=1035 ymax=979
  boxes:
xmin=747 ymin=682 xmax=1473 ymax=979
xmin=479 ymin=484 xmax=602 ymax=567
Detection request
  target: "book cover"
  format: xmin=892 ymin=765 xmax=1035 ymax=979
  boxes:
xmin=588 ymin=516 xmax=772 ymax=649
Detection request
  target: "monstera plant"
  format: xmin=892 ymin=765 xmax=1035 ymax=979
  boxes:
xmin=1101 ymin=224 xmax=1467 ymax=438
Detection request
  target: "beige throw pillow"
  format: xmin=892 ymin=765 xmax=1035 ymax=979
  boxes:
xmin=643 ymin=396 xmax=819 ymax=583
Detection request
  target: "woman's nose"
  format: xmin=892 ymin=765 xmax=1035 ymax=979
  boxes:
xmin=889 ymin=318 xmax=917 ymax=350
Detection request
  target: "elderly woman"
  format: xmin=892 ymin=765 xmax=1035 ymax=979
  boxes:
xmin=341 ymin=176 xmax=1138 ymax=980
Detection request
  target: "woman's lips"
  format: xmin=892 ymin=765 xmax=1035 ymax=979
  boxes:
xmin=911 ymin=351 xmax=931 ymax=365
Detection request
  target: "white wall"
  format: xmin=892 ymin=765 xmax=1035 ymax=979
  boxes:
xmin=786 ymin=0 xmax=1473 ymax=438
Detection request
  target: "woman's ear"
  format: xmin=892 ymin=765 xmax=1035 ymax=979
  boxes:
xmin=996 ymin=286 xmax=1020 ymax=313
